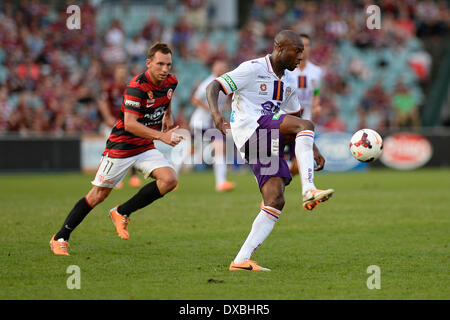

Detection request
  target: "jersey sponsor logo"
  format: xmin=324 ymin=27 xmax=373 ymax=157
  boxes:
xmin=124 ymin=99 xmax=140 ymax=107
xmin=142 ymin=106 xmax=165 ymax=125
xmin=261 ymin=101 xmax=281 ymax=115
xmin=146 ymin=99 xmax=155 ymax=107
xmin=220 ymin=74 xmax=237 ymax=92
xmin=257 ymin=75 xmax=271 ymax=79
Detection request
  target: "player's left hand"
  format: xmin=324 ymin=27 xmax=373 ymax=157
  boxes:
xmin=162 ymin=112 xmax=174 ymax=132
xmin=313 ymin=143 xmax=325 ymax=171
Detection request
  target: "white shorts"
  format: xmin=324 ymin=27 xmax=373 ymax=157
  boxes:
xmin=91 ymin=148 xmax=174 ymax=188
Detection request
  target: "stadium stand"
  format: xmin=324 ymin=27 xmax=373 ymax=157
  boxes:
xmin=0 ymin=0 xmax=448 ymax=136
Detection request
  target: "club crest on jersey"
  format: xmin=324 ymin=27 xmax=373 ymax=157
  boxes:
xmin=285 ymin=87 xmax=292 ymax=96
xmin=167 ymin=88 xmax=173 ymax=100
xmin=259 ymin=83 xmax=268 ymax=96
xmin=147 ymin=91 xmax=153 ymax=99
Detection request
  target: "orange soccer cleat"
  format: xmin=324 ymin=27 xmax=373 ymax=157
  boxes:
xmin=302 ymin=188 xmax=334 ymax=211
xmin=216 ymin=181 xmax=236 ymax=192
xmin=109 ymin=206 xmax=130 ymax=240
xmin=49 ymin=235 xmax=70 ymax=256
xmin=229 ymin=260 xmax=270 ymax=271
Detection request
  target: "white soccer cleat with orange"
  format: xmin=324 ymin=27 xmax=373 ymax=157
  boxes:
xmin=302 ymin=188 xmax=334 ymax=211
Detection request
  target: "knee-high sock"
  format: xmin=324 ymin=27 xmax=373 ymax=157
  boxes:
xmin=233 ymin=206 xmax=281 ymax=264
xmin=117 ymin=181 xmax=163 ymax=217
xmin=54 ymin=197 xmax=93 ymax=241
xmin=295 ymin=130 xmax=316 ymax=195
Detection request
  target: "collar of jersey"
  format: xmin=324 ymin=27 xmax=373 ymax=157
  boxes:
xmin=265 ymin=54 xmax=284 ymax=80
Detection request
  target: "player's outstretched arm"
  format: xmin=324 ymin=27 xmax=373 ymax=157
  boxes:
xmin=124 ymin=112 xmax=182 ymax=146
xmin=206 ymin=80 xmax=229 ymax=135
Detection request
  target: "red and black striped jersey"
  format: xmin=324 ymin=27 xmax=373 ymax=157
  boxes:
xmin=103 ymin=71 xmax=178 ymax=158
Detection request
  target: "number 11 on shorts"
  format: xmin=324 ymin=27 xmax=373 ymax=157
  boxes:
xmin=103 ymin=159 xmax=114 ymax=174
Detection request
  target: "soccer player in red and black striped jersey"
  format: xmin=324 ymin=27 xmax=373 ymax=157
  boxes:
xmin=50 ymin=43 xmax=183 ymax=256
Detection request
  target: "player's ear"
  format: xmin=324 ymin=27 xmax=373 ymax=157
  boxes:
xmin=145 ymin=58 xmax=151 ymax=68
xmin=276 ymin=43 xmax=283 ymax=52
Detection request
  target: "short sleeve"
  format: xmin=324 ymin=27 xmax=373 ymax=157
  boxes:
xmin=215 ymin=61 xmax=253 ymax=95
xmin=123 ymin=85 xmax=146 ymax=115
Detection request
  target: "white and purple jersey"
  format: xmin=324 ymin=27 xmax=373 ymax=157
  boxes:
xmin=215 ymin=55 xmax=301 ymax=149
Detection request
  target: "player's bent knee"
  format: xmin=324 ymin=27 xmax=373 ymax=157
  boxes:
xmin=158 ymin=176 xmax=178 ymax=194
xmin=264 ymin=195 xmax=285 ymax=211
xmin=300 ymin=119 xmax=314 ymax=132
xmin=86 ymin=187 xmax=111 ymax=207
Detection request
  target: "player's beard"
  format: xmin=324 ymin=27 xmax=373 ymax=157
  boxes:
xmin=285 ymin=61 xmax=297 ymax=71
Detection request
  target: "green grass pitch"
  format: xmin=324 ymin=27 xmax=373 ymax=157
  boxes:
xmin=0 ymin=168 xmax=449 ymax=300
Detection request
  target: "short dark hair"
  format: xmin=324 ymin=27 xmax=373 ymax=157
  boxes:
xmin=299 ymin=33 xmax=311 ymax=43
xmin=147 ymin=42 xmax=172 ymax=59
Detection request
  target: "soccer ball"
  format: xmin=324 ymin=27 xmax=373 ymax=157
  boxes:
xmin=349 ymin=129 xmax=383 ymax=162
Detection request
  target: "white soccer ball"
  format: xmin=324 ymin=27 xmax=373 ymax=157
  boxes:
xmin=349 ymin=128 xmax=383 ymax=162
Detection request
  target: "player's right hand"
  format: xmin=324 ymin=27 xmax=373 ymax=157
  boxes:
xmin=212 ymin=112 xmax=229 ymax=136
xmin=159 ymin=126 xmax=183 ymax=146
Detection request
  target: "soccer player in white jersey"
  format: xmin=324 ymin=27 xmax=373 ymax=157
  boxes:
xmin=206 ymin=30 xmax=334 ymax=271
xmin=287 ymin=33 xmax=323 ymax=175
xmin=190 ymin=60 xmax=235 ymax=192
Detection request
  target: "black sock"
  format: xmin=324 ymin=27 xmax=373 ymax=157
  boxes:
xmin=131 ymin=167 xmax=137 ymax=176
xmin=54 ymin=197 xmax=93 ymax=241
xmin=117 ymin=181 xmax=163 ymax=217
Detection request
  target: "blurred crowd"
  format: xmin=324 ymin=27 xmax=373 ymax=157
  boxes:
xmin=239 ymin=0 xmax=449 ymax=132
xmin=0 ymin=0 xmax=448 ymax=136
